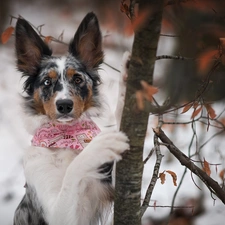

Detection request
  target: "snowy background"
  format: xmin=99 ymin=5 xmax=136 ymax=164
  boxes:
xmin=1 ymin=1 xmax=225 ymax=225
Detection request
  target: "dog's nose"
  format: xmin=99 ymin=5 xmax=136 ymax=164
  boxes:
xmin=56 ymin=99 xmax=73 ymax=114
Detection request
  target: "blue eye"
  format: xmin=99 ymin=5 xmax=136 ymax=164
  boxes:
xmin=44 ymin=78 xmax=52 ymax=86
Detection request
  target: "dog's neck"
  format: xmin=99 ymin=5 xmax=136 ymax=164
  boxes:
xmin=31 ymin=117 xmax=101 ymax=150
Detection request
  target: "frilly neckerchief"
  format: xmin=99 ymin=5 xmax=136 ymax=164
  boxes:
xmin=31 ymin=118 xmax=101 ymax=150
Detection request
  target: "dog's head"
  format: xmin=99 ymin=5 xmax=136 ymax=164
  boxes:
xmin=15 ymin=13 xmax=103 ymax=122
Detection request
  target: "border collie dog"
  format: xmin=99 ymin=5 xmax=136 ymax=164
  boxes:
xmin=14 ymin=13 xmax=129 ymax=225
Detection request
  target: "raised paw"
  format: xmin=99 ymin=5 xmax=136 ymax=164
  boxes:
xmin=81 ymin=131 xmax=129 ymax=166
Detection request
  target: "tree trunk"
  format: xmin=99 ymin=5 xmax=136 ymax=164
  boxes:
xmin=114 ymin=0 xmax=164 ymax=224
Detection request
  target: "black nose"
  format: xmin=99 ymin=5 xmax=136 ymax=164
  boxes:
xmin=56 ymin=99 xmax=73 ymax=114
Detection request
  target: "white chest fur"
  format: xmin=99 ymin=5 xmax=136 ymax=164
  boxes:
xmin=22 ymin=131 xmax=129 ymax=225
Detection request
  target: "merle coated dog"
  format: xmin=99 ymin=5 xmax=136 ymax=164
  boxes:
xmin=14 ymin=12 xmax=129 ymax=225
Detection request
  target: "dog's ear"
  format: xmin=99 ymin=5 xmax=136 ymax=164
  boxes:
xmin=69 ymin=12 xmax=103 ymax=69
xmin=15 ymin=18 xmax=52 ymax=75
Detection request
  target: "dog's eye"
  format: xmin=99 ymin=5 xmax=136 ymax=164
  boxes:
xmin=44 ymin=78 xmax=52 ymax=86
xmin=74 ymin=77 xmax=83 ymax=85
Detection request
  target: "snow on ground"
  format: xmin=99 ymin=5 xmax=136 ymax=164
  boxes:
xmin=1 ymin=2 xmax=225 ymax=225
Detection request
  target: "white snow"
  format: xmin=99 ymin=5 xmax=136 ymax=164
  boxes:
xmin=1 ymin=2 xmax=225 ymax=225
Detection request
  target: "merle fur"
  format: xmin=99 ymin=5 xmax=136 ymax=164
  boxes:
xmin=14 ymin=13 xmax=113 ymax=225
xmin=14 ymin=185 xmax=47 ymax=225
xmin=16 ymin=13 xmax=102 ymax=115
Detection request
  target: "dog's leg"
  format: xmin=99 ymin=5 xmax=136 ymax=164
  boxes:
xmin=48 ymin=131 xmax=129 ymax=225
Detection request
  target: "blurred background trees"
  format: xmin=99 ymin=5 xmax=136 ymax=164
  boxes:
xmin=1 ymin=0 xmax=225 ymax=225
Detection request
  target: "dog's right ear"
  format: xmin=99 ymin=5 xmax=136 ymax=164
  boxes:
xmin=69 ymin=13 xmax=103 ymax=69
xmin=15 ymin=18 xmax=52 ymax=75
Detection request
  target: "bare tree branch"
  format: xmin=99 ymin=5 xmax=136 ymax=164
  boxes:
xmin=153 ymin=127 xmax=225 ymax=204
xmin=156 ymin=55 xmax=193 ymax=60
xmin=143 ymin=147 xmax=155 ymax=164
xmin=141 ymin=134 xmax=164 ymax=216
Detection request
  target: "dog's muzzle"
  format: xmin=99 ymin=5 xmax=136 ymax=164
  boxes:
xmin=56 ymin=99 xmax=73 ymax=114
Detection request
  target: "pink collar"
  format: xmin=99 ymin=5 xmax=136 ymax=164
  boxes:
xmin=31 ymin=118 xmax=101 ymax=150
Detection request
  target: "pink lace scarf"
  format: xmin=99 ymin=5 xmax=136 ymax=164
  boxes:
xmin=31 ymin=118 xmax=101 ymax=150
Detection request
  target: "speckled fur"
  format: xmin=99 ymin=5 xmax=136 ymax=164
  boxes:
xmin=13 ymin=13 xmax=129 ymax=225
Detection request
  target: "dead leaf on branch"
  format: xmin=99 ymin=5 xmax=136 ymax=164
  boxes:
xmin=135 ymin=81 xmax=158 ymax=110
xmin=159 ymin=172 xmax=166 ymax=184
xmin=181 ymin=102 xmax=216 ymax=121
xmin=191 ymin=106 xmax=203 ymax=119
xmin=181 ymin=103 xmax=193 ymax=114
xmin=159 ymin=170 xmax=177 ymax=186
xmin=166 ymin=170 xmax=177 ymax=186
xmin=204 ymin=104 xmax=216 ymax=119
xmin=1 ymin=26 xmax=14 ymax=44
xmin=140 ymin=80 xmax=158 ymax=102
xmin=219 ymin=169 xmax=225 ymax=181
xmin=203 ymin=158 xmax=211 ymax=176
xmin=44 ymin=36 xmax=53 ymax=44
xmin=153 ymin=200 xmax=157 ymax=211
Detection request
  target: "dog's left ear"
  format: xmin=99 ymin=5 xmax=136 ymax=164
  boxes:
xmin=69 ymin=12 xmax=103 ymax=69
xmin=15 ymin=18 xmax=52 ymax=75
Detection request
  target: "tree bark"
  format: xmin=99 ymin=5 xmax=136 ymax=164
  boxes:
xmin=114 ymin=1 xmax=164 ymax=224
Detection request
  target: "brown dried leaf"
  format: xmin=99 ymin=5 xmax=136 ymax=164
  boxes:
xmin=181 ymin=103 xmax=193 ymax=114
xmin=191 ymin=106 xmax=203 ymax=119
xmin=193 ymin=102 xmax=199 ymax=109
xmin=141 ymin=80 xmax=158 ymax=102
xmin=203 ymin=158 xmax=211 ymax=176
xmin=166 ymin=170 xmax=177 ymax=186
xmin=204 ymin=104 xmax=216 ymax=119
xmin=153 ymin=200 xmax=157 ymax=211
xmin=219 ymin=169 xmax=225 ymax=180
xmin=1 ymin=26 xmax=14 ymax=44
xmin=44 ymin=36 xmax=53 ymax=44
xmin=159 ymin=172 xmax=166 ymax=184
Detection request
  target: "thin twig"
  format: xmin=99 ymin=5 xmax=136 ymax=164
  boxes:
xmin=163 ymin=115 xmax=225 ymax=130
xmin=156 ymin=55 xmax=193 ymax=60
xmin=170 ymin=167 xmax=188 ymax=214
xmin=154 ymin=127 xmax=225 ymax=204
xmin=191 ymin=159 xmax=221 ymax=166
xmin=149 ymin=204 xmax=194 ymax=209
xmin=160 ymin=33 xmax=180 ymax=37
xmin=103 ymin=62 xmax=120 ymax=73
xmin=168 ymin=120 xmax=196 ymax=219
xmin=143 ymin=147 xmax=155 ymax=164
xmin=148 ymin=60 xmax=221 ymax=116
xmin=11 ymin=15 xmax=68 ymax=45
xmin=199 ymin=130 xmax=225 ymax=150
xmin=141 ymin=134 xmax=164 ymax=216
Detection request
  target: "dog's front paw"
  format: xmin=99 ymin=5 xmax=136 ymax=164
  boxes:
xmin=82 ymin=131 xmax=129 ymax=166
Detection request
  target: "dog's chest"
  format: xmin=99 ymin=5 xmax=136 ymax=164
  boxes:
xmin=24 ymin=147 xmax=79 ymax=186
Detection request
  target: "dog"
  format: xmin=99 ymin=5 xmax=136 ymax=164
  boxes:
xmin=13 ymin=12 xmax=129 ymax=225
